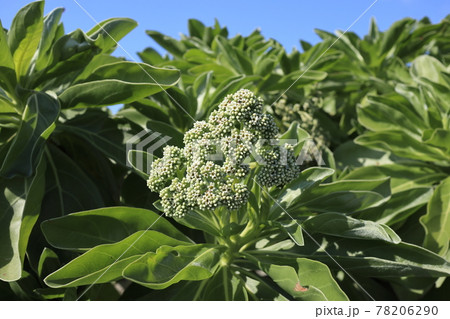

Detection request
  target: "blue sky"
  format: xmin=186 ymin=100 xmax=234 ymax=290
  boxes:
xmin=1 ymin=0 xmax=449 ymax=62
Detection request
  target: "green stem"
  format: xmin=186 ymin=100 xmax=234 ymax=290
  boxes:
xmin=223 ymin=267 xmax=230 ymax=301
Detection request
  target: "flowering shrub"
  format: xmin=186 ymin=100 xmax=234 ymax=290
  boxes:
xmin=0 ymin=1 xmax=449 ymax=301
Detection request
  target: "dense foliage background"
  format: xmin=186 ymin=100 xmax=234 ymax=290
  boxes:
xmin=0 ymin=1 xmax=449 ymax=300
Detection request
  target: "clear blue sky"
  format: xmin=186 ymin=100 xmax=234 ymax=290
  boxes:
xmin=1 ymin=0 xmax=449 ymax=62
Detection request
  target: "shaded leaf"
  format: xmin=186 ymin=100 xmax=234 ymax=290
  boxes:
xmin=302 ymin=213 xmax=401 ymax=243
xmin=44 ymin=230 xmax=189 ymax=288
xmin=420 ymin=177 xmax=450 ymax=256
xmin=0 ymin=92 xmax=59 ymax=178
xmin=0 ymin=155 xmax=46 ymax=281
xmin=41 ymin=206 xmax=192 ymax=250
xmin=123 ymin=244 xmax=225 ymax=289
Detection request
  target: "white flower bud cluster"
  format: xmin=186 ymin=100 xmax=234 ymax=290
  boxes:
xmin=147 ymin=89 xmax=301 ymax=217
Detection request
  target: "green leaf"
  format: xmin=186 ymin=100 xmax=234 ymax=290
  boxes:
xmin=123 ymin=244 xmax=225 ymax=289
xmin=37 ymin=247 xmax=60 ymax=279
xmin=0 ymin=20 xmax=17 ymax=92
xmin=188 ymin=19 xmax=205 ymax=39
xmin=334 ymin=141 xmax=396 ymax=170
xmin=7 ymin=1 xmax=44 ymax=83
xmin=278 ymin=220 xmax=304 ymax=246
xmin=423 ymin=129 xmax=450 ymax=154
xmin=255 ymin=236 xmax=450 ymax=277
xmin=268 ymin=69 xmax=327 ymax=90
xmin=237 ymin=269 xmax=288 ymax=301
xmin=59 ymin=61 xmax=180 ymax=108
xmin=341 ymin=163 xmax=446 ymax=193
xmin=174 ymin=210 xmax=221 ymax=236
xmin=42 ymin=206 xmax=192 ymax=250
xmin=41 ymin=143 xmax=105 ymax=216
xmin=59 ymin=108 xmax=134 ymax=167
xmin=0 ymin=155 xmax=46 ymax=281
xmin=355 ymin=130 xmax=450 ymax=166
xmin=138 ymin=48 xmax=165 ymax=65
xmin=146 ymin=30 xmax=186 ymax=58
xmin=420 ymin=177 xmax=450 ymax=256
xmin=0 ymin=92 xmax=60 ymax=178
xmin=86 ymin=18 xmax=137 ymax=53
xmin=273 ymin=167 xmax=334 ymax=215
xmin=197 ymin=267 xmax=248 ymax=301
xmin=44 ymin=230 xmax=189 ymax=288
xmin=260 ymin=258 xmax=348 ymax=301
xmin=302 ymin=213 xmax=401 ymax=243
xmin=357 ymin=95 xmax=426 ymax=137
xmin=33 ymin=7 xmax=64 ymax=72
xmin=379 ymin=18 xmax=414 ymax=55
xmin=291 ymin=177 xmax=391 ymax=215
xmin=30 ymin=29 xmax=99 ymax=88
xmin=411 ymin=55 xmax=448 ymax=86
xmin=356 ymin=187 xmax=434 ymax=226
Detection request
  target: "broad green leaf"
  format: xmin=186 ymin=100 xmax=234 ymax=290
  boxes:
xmin=146 ymin=30 xmax=186 ymax=58
xmin=253 ymin=236 xmax=450 ymax=277
xmin=273 ymin=167 xmax=334 ymax=215
xmin=238 ymin=269 xmax=288 ymax=301
xmin=357 ymin=95 xmax=426 ymax=137
xmin=0 ymin=92 xmax=60 ymax=178
xmin=356 ymin=187 xmax=433 ymax=226
xmin=216 ymin=36 xmax=252 ymax=75
xmin=260 ymin=258 xmax=348 ymax=301
xmin=42 ymin=207 xmax=192 ymax=250
xmin=33 ymin=7 xmax=64 ymax=72
xmin=41 ymin=143 xmax=104 ymax=216
xmin=59 ymin=61 xmax=180 ymax=108
xmin=341 ymin=163 xmax=446 ymax=193
xmin=0 ymin=20 xmax=17 ymax=92
xmin=268 ymin=69 xmax=327 ymax=90
xmin=30 ymin=29 xmax=99 ymax=88
xmin=334 ymin=141 xmax=396 ymax=170
xmin=197 ymin=267 xmax=248 ymax=301
xmin=188 ymin=19 xmax=206 ymax=39
xmin=86 ymin=18 xmax=137 ymax=53
xmin=174 ymin=209 xmax=222 ymax=236
xmin=44 ymin=230 xmax=189 ymax=288
xmin=0 ymin=96 xmax=16 ymax=113
xmin=420 ymin=177 xmax=450 ymax=256
xmin=423 ymin=129 xmax=450 ymax=154
xmin=0 ymin=155 xmax=46 ymax=281
xmin=123 ymin=244 xmax=225 ymax=289
xmin=37 ymin=247 xmax=60 ymax=279
xmin=278 ymin=220 xmax=304 ymax=246
xmin=138 ymin=48 xmax=166 ymax=65
xmin=58 ymin=108 xmax=133 ymax=167
xmin=291 ymin=177 xmax=391 ymax=215
xmin=184 ymin=49 xmax=215 ymax=64
xmin=411 ymin=55 xmax=448 ymax=86
xmin=355 ymin=130 xmax=450 ymax=166
xmin=7 ymin=1 xmax=44 ymax=83
xmin=379 ymin=18 xmax=414 ymax=55
xmin=302 ymin=213 xmax=401 ymax=243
